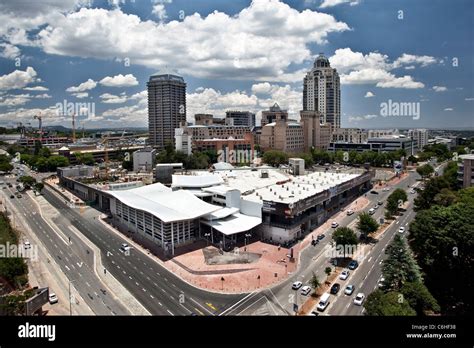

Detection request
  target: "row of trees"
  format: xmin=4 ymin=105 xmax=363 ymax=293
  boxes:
xmin=0 ymin=154 xmax=13 ymax=172
xmin=154 ymin=142 xmax=218 ymax=170
xmin=364 ymin=234 xmax=440 ymax=316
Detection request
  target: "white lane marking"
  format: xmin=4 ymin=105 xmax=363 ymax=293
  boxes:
xmin=86 ymin=282 xmax=91 ymax=287
xmin=65 ymin=265 xmax=70 ymax=271
xmin=367 ymin=256 xmax=372 ymax=263
xmin=167 ymin=310 xmax=174 ymax=316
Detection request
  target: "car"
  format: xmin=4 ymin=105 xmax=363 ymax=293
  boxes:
xmin=301 ymin=285 xmax=311 ymax=296
xmin=344 ymin=285 xmax=355 ymax=295
xmin=353 ymin=293 xmax=365 ymax=306
xmin=348 ymin=260 xmax=359 ymax=270
xmin=316 ymin=293 xmax=331 ymax=312
xmin=2 ymin=186 xmax=6 ymax=189
xmin=331 ymin=221 xmax=339 ymax=228
xmin=398 ymin=227 xmax=405 ymax=233
xmin=346 ymin=209 xmax=354 ymax=216
xmin=378 ymin=277 xmax=386 ymax=288
xmin=330 ymin=283 xmax=341 ymax=294
xmin=370 ymin=190 xmax=379 ymax=194
xmin=373 ymin=205 xmax=379 ymax=210
xmin=339 ymin=270 xmax=350 ymax=280
xmin=382 ymin=187 xmax=389 ymax=192
xmin=368 ymin=208 xmax=375 ymax=215
xmin=24 ymin=241 xmax=31 ymax=250
xmin=10 ymin=195 xmax=14 ymax=199
xmin=48 ymin=292 xmax=58 ymax=304
xmin=311 ymin=239 xmax=319 ymax=246
xmin=120 ymin=243 xmax=131 ymax=252
xmin=377 ymin=201 xmax=383 ymax=206
xmin=310 ymin=311 xmax=319 ymax=316
xmin=410 ymin=189 xmax=416 ymax=194
xmin=16 ymin=194 xmax=22 ymax=198
xmin=291 ymin=281 xmax=303 ymax=290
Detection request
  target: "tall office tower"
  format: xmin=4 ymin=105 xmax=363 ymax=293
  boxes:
xmin=147 ymin=72 xmax=186 ymax=149
xmin=225 ymin=110 xmax=256 ymax=127
xmin=300 ymin=110 xmax=332 ymax=151
xmin=303 ymin=53 xmax=341 ymax=129
xmin=261 ymin=103 xmax=288 ymax=126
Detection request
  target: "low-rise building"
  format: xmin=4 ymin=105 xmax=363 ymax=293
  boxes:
xmin=458 ymin=154 xmax=474 ymax=188
xmin=261 ymin=103 xmax=288 ymax=126
xmin=133 ymin=147 xmax=156 ymax=172
xmin=260 ymin=119 xmax=304 ymax=153
xmin=332 ymin=128 xmax=368 ymax=144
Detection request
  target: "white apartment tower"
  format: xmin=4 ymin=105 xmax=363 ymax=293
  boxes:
xmin=303 ymin=53 xmax=341 ymax=129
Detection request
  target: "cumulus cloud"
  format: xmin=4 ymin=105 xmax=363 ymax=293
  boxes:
xmin=319 ymin=0 xmax=360 ymax=8
xmin=66 ymin=78 xmax=97 ymax=93
xmin=34 ymin=0 xmax=349 ymax=81
xmin=24 ymin=86 xmax=49 ymax=91
xmin=0 ymin=43 xmax=21 ymax=59
xmin=432 ymin=86 xmax=447 ymax=92
xmin=348 ymin=114 xmax=378 ymax=122
xmin=100 ymin=93 xmax=128 ymax=104
xmin=444 ymin=108 xmax=453 ymax=111
xmin=0 ymin=67 xmax=38 ymax=90
xmin=330 ymin=48 xmax=430 ymax=89
xmin=99 ymin=74 xmax=138 ymax=87
xmin=364 ymin=91 xmax=375 ymax=98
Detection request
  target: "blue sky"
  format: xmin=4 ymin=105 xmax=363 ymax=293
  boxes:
xmin=0 ymin=0 xmax=472 ymax=129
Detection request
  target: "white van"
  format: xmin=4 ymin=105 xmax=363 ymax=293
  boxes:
xmin=368 ymin=208 xmax=375 ymax=215
xmin=316 ymin=293 xmax=331 ymax=312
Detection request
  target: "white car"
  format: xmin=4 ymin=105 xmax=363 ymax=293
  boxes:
xmin=331 ymin=221 xmax=339 ymax=228
xmin=344 ymin=285 xmax=355 ymax=295
xmin=24 ymin=241 xmax=31 ymax=250
xmin=292 ymin=281 xmax=303 ymax=290
xmin=382 ymin=187 xmax=389 ymax=192
xmin=49 ymin=292 xmax=58 ymax=304
xmin=120 ymin=243 xmax=131 ymax=252
xmin=346 ymin=210 xmax=354 ymax=216
xmin=368 ymin=208 xmax=375 ymax=215
xmin=301 ymin=285 xmax=311 ymax=296
xmin=353 ymin=293 xmax=365 ymax=306
xmin=378 ymin=277 xmax=385 ymax=288
xmin=398 ymin=227 xmax=405 ymax=233
xmin=339 ymin=270 xmax=350 ymax=280
xmin=410 ymin=189 xmax=416 ymax=194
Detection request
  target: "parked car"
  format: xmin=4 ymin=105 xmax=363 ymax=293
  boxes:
xmin=398 ymin=227 xmax=405 ymax=234
xmin=311 ymin=239 xmax=319 ymax=246
xmin=24 ymin=241 xmax=31 ymax=250
xmin=410 ymin=189 xmax=416 ymax=194
xmin=370 ymin=190 xmax=379 ymax=194
xmin=10 ymin=195 xmax=14 ymax=199
xmin=316 ymin=293 xmax=331 ymax=312
xmin=317 ymin=234 xmax=325 ymax=240
xmin=48 ymin=292 xmax=58 ymax=304
xmin=339 ymin=270 xmax=350 ymax=280
xmin=373 ymin=205 xmax=378 ymax=210
xmin=16 ymin=194 xmax=22 ymax=198
xmin=120 ymin=243 xmax=131 ymax=252
xmin=348 ymin=260 xmax=359 ymax=270
xmin=368 ymin=208 xmax=375 ymax=215
xmin=353 ymin=293 xmax=365 ymax=306
xmin=331 ymin=221 xmax=339 ymax=228
xmin=377 ymin=201 xmax=383 ymax=206
xmin=330 ymin=283 xmax=341 ymax=294
xmin=346 ymin=209 xmax=354 ymax=216
xmin=310 ymin=311 xmax=319 ymax=316
xmin=378 ymin=277 xmax=386 ymax=288
xmin=344 ymin=285 xmax=355 ymax=295
xmin=301 ymin=286 xmax=311 ymax=296
xmin=292 ymin=281 xmax=303 ymax=290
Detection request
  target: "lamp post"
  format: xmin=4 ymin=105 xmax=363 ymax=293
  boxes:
xmin=204 ymin=233 xmax=211 ymax=247
xmin=244 ymin=233 xmax=252 ymax=260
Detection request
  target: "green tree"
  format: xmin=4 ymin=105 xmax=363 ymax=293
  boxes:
xmin=400 ymin=282 xmax=440 ymax=315
xmin=382 ymin=235 xmax=422 ymax=291
xmin=309 ymin=273 xmax=320 ymax=290
xmin=416 ymin=163 xmax=434 ymax=179
xmin=33 ymin=182 xmax=44 ymax=194
xmin=324 ymin=267 xmax=332 ymax=281
xmin=356 ymin=212 xmax=379 ymax=239
xmin=262 ymin=150 xmax=288 ymax=167
xmin=46 ymin=155 xmax=69 ymax=171
xmin=332 ymin=227 xmax=358 ymax=258
xmin=386 ymin=188 xmax=408 ymax=217
xmin=19 ymin=176 xmax=36 ymax=189
xmin=364 ymin=290 xmax=416 ymax=316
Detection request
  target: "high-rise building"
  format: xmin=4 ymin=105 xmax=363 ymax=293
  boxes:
xmin=261 ymin=103 xmax=288 ymax=126
xmin=300 ymin=110 xmax=332 ymax=151
xmin=408 ymin=129 xmax=429 ymax=151
xmin=147 ymin=72 xmax=186 ymax=149
xmin=303 ymin=53 xmax=341 ymax=129
xmin=225 ymin=110 xmax=256 ymax=127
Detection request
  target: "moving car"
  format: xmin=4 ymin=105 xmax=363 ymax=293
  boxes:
xmin=378 ymin=277 xmax=385 ymax=288
xmin=301 ymin=285 xmax=311 ymax=296
xmin=311 ymin=239 xmax=319 ymax=246
xmin=120 ymin=243 xmax=131 ymax=252
xmin=310 ymin=311 xmax=319 ymax=316
xmin=339 ymin=270 xmax=350 ymax=280
xmin=10 ymin=195 xmax=14 ymax=199
xmin=292 ymin=281 xmax=303 ymax=290
xmin=373 ymin=205 xmax=378 ymax=210
xmin=330 ymin=283 xmax=341 ymax=294
xmin=398 ymin=227 xmax=405 ymax=233
xmin=344 ymin=285 xmax=355 ymax=295
xmin=317 ymin=234 xmax=325 ymax=240
xmin=348 ymin=260 xmax=358 ymax=270
xmin=49 ymin=292 xmax=58 ymax=304
xmin=316 ymin=293 xmax=331 ymax=312
xmin=346 ymin=209 xmax=354 ymax=216
xmin=377 ymin=201 xmax=383 ymax=206
xmin=370 ymin=190 xmax=379 ymax=194
xmin=368 ymin=208 xmax=375 ymax=215
xmin=331 ymin=221 xmax=339 ymax=228
xmin=24 ymin=241 xmax=31 ymax=250
xmin=16 ymin=194 xmax=22 ymax=198
xmin=353 ymin=293 xmax=365 ymax=306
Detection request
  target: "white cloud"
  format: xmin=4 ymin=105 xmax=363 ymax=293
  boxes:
xmin=0 ymin=91 xmax=51 ymax=106
xmin=444 ymin=108 xmax=453 ymax=111
xmin=100 ymin=93 xmax=128 ymax=104
xmin=393 ymin=54 xmax=438 ymax=68
xmin=99 ymin=73 xmax=138 ymax=87
xmin=330 ymin=48 xmax=426 ymax=89
xmin=35 ymin=1 xmax=349 ymax=81
xmin=0 ymin=67 xmax=38 ymax=90
xmin=465 ymin=97 xmax=474 ymax=101
xmin=0 ymin=43 xmax=21 ymax=59
xmin=34 ymin=93 xmax=52 ymax=99
xmin=24 ymin=86 xmax=49 ymax=91
xmin=152 ymin=1 xmax=172 ymax=22
xmin=348 ymin=114 xmax=378 ymax=122
xmin=364 ymin=91 xmax=374 ymax=98
xmin=66 ymin=78 xmax=97 ymax=93
xmin=73 ymin=92 xmax=89 ymax=99
xmin=432 ymin=86 xmax=447 ymax=92
xmin=319 ymin=0 xmax=360 ymax=8
xmin=251 ymin=82 xmax=274 ymax=95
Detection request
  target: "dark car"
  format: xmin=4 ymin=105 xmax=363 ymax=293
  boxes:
xmin=370 ymin=190 xmax=379 ymax=194
xmin=348 ymin=260 xmax=359 ymax=270
xmin=311 ymin=239 xmax=319 ymax=246
xmin=317 ymin=234 xmax=325 ymax=240
xmin=377 ymin=201 xmax=383 ymax=206
xmin=10 ymin=195 xmax=14 ymax=199
xmin=330 ymin=283 xmax=341 ymax=294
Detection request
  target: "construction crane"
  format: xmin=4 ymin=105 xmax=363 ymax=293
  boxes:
xmin=17 ymin=122 xmax=26 ymax=138
xmin=33 ymin=114 xmax=42 ymax=138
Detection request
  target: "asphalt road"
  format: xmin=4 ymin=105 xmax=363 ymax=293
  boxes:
xmin=40 ymin=184 xmax=246 ymax=316
xmin=1 ymin=177 xmax=127 ymax=315
xmin=223 ymin=170 xmax=421 ymax=316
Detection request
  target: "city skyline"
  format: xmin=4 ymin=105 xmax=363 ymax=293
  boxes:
xmin=0 ymin=0 xmax=473 ymax=130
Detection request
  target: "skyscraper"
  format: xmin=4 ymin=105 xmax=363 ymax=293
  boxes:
xmin=303 ymin=53 xmax=341 ymax=129
xmin=147 ymin=72 xmax=186 ymax=149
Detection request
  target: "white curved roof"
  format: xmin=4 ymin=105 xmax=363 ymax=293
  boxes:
xmin=106 ymin=183 xmax=219 ymax=223
xmin=172 ymin=174 xmax=223 ymax=188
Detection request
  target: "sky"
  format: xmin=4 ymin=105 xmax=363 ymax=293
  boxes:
xmin=0 ymin=0 xmax=473 ymax=130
